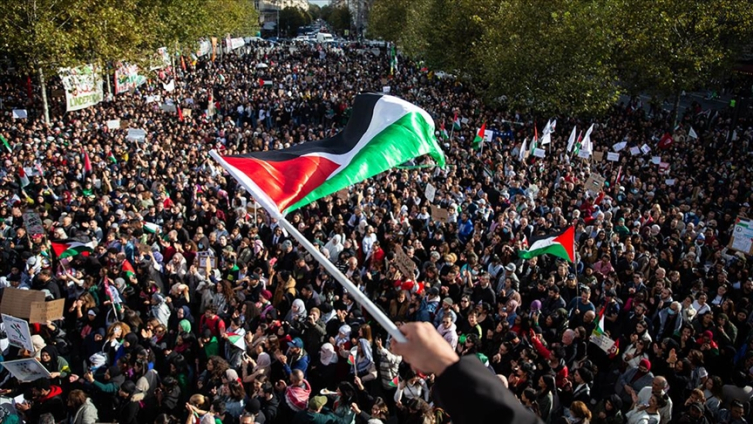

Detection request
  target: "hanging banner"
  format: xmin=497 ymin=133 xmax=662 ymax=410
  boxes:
xmin=114 ymin=63 xmax=147 ymax=94
xmin=150 ymin=47 xmax=171 ymax=71
xmin=59 ymin=64 xmax=104 ymax=112
xmin=211 ymin=38 xmax=218 ymax=62
xmin=197 ymin=40 xmax=212 ymax=57
xmin=229 ymin=38 xmax=245 ymax=50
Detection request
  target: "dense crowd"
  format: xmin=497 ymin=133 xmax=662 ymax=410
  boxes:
xmin=0 ymin=39 xmax=752 ymax=424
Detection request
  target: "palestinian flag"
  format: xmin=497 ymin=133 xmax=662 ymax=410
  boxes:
xmin=452 ymin=112 xmax=461 ymax=130
xmin=83 ymin=149 xmax=92 ymax=173
xmin=51 ymin=241 xmax=95 ymax=259
xmin=105 ymin=149 xmax=117 ymax=164
xmin=0 ymin=134 xmax=11 ymax=152
xmin=592 ymin=307 xmax=606 ymax=337
xmin=258 ymin=78 xmax=273 ymax=87
xmin=473 ymin=123 xmax=486 ymax=150
xmin=388 ymin=376 xmax=399 ymax=387
xmin=211 ymin=93 xmax=445 ymax=216
xmin=143 ymin=222 xmax=161 ymax=234
xmin=226 ymin=333 xmax=246 ymax=350
xmin=517 ymin=226 xmax=575 ymax=263
xmin=122 ymin=260 xmax=136 ymax=279
xmin=18 ymin=167 xmax=29 ymax=188
xmin=440 ymin=122 xmax=449 ymax=140
xmin=347 ymin=353 xmax=356 ymax=366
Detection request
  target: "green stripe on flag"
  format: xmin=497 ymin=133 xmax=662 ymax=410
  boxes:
xmin=0 ymin=134 xmax=10 ymax=152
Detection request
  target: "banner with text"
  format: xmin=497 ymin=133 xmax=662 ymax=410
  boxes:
xmin=114 ymin=63 xmax=147 ymax=94
xmin=59 ymin=64 xmax=104 ymax=112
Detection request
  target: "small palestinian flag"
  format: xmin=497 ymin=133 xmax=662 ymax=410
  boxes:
xmin=143 ymin=222 xmax=161 ymax=234
xmin=51 ymin=241 xmax=95 ymax=259
xmin=122 ymin=260 xmax=136 ymax=279
xmin=226 ymin=333 xmax=246 ymax=351
xmin=452 ymin=112 xmax=461 ymax=130
xmin=473 ymin=123 xmax=486 ymax=150
xmin=440 ymin=122 xmax=449 ymax=140
xmin=518 ymin=226 xmax=575 ymax=263
xmin=18 ymin=167 xmax=29 ymax=188
xmin=347 ymin=353 xmax=356 ymax=366
xmin=211 ymin=94 xmax=445 ymax=216
xmin=0 ymin=134 xmax=11 ymax=152
xmin=258 ymin=78 xmax=273 ymax=87
xmin=388 ymin=376 xmax=399 ymax=387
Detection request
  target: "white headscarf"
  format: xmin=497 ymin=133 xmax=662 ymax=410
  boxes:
xmin=334 ymin=324 xmax=351 ymax=347
xmin=319 ymin=343 xmax=338 ymax=365
xmin=325 ymin=235 xmax=344 ymax=261
xmin=285 ymin=299 xmax=307 ymax=322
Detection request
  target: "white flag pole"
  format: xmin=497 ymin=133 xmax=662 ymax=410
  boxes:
xmin=209 ymin=151 xmax=407 ymax=343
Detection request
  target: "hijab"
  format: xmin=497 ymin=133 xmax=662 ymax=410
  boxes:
xmin=179 ymin=319 xmax=192 ymax=334
xmin=325 ymin=235 xmax=344 ymax=260
xmin=355 ymin=338 xmax=373 ymax=374
xmin=334 ymin=325 xmax=351 ymax=347
xmin=255 ymin=352 xmax=272 ymax=373
xmin=285 ymin=299 xmax=307 ymax=322
xmin=320 ymin=343 xmax=338 ymax=366
xmin=40 ymin=345 xmax=59 ymax=371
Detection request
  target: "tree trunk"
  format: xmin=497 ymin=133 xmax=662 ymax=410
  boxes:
xmin=671 ymin=91 xmax=681 ymax=129
xmin=39 ymin=68 xmax=50 ymax=125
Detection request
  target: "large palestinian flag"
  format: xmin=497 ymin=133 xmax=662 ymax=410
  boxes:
xmin=51 ymin=240 xmax=95 ymax=259
xmin=518 ymin=226 xmax=575 ymax=263
xmin=211 ymin=93 xmax=445 ymax=215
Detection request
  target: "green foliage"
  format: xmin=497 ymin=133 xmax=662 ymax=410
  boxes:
xmin=326 ymin=6 xmax=352 ymax=33
xmin=309 ymin=4 xmax=321 ymax=21
xmin=279 ymin=7 xmax=312 ymax=38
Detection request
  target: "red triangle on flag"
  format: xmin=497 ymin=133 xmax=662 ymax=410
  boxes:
xmin=552 ymin=226 xmax=576 ymax=263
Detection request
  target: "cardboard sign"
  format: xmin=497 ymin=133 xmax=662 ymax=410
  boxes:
xmin=585 ymin=173 xmax=606 ymax=191
xmin=640 ymin=144 xmax=651 ymax=155
xmin=12 ymin=110 xmax=27 ymax=119
xmin=629 ymin=146 xmax=641 ymax=156
xmin=382 ymin=86 xmax=391 ymax=93
xmin=183 ymin=109 xmax=192 ymax=117
xmin=533 ymin=148 xmax=546 ymax=158
xmin=2 ymin=314 xmax=33 ymax=351
xmin=431 ymin=206 xmax=449 ymax=223
xmin=607 ymin=152 xmax=620 ymax=162
xmin=22 ymin=211 xmax=44 ymax=236
xmin=393 ymin=247 xmax=416 ymax=279
xmin=0 ymin=358 xmax=51 ymax=382
xmin=593 ymin=151 xmax=604 ymax=162
xmin=425 ymin=183 xmax=436 ymax=203
xmin=0 ymin=288 xmax=45 ymax=319
xmin=336 ymin=189 xmax=349 ymax=201
xmin=106 ymin=119 xmax=121 ymax=130
xmin=729 ymin=218 xmax=753 ymax=255
xmin=196 ymin=252 xmax=217 ymax=268
xmin=28 ymin=299 xmax=65 ymax=323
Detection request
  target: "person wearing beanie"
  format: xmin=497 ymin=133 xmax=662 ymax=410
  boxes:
xmin=291 ymin=394 xmax=344 ymax=424
xmin=614 ymin=358 xmax=655 ymax=411
xmin=116 ymin=380 xmax=140 ymax=424
xmin=15 ymin=377 xmax=65 ymax=423
xmin=243 ymin=397 xmax=266 ymax=424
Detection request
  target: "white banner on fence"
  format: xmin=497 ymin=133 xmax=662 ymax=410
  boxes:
xmin=59 ymin=64 xmax=104 ymax=112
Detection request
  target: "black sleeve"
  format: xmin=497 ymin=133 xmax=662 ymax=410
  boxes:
xmin=433 ymin=356 xmax=542 ymax=424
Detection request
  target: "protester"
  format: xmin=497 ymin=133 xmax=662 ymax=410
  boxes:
xmin=0 ymin=37 xmax=752 ymax=424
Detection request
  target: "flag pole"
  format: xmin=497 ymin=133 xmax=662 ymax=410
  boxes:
xmin=275 ymin=214 xmax=407 ymax=343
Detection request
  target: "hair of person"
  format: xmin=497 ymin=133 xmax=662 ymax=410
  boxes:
xmin=67 ymin=389 xmax=87 ymax=409
xmin=569 ymin=401 xmax=592 ymax=420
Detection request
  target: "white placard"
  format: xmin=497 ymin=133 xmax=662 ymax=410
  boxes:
xmin=640 ymin=144 xmax=651 ymax=155
xmin=425 ymin=183 xmax=436 ymax=203
xmin=145 ymin=95 xmax=161 ymax=104
xmin=0 ymin=358 xmax=51 ymax=382
xmin=590 ymin=334 xmax=615 ymax=353
xmin=612 ymin=141 xmax=627 ymax=152
xmin=461 ymin=118 xmax=469 ymax=124
xmin=577 ymin=150 xmax=591 ymax=159
xmin=651 ymin=156 xmax=661 ymax=165
xmin=1 ymin=315 xmax=33 ymax=352
xmin=607 ymin=152 xmax=620 ymax=161
xmin=12 ymin=110 xmax=27 ymax=119
xmin=160 ymin=103 xmax=177 ymax=113
xmin=665 ymin=179 xmax=676 ymax=186
xmin=630 ymin=146 xmax=641 ymax=156
xmin=533 ymin=148 xmax=546 ymax=158
xmin=106 ymin=120 xmax=120 ymax=130
xmin=484 ymin=130 xmax=494 ymax=142
xmin=126 ymin=129 xmax=147 ymax=141
xmin=382 ymin=86 xmax=391 ymax=93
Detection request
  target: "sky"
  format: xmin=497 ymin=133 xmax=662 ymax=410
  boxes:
xmin=308 ymin=0 xmax=330 ymax=6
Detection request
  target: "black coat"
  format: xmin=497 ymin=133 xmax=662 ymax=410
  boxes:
xmin=433 ymin=356 xmax=542 ymax=424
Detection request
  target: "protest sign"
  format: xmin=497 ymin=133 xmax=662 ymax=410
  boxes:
xmin=2 ymin=315 xmax=33 ymax=351
xmin=183 ymin=109 xmax=192 ymax=117
xmin=160 ymin=103 xmax=177 ymax=113
xmin=665 ymin=179 xmax=676 ymax=186
xmin=577 ymin=150 xmax=590 ymax=159
xmin=197 ymin=252 xmax=217 ymax=268
xmin=533 ymin=148 xmax=546 ymax=158
xmin=0 ymin=358 xmax=51 ymax=382
xmin=640 ymin=144 xmax=651 ymax=155
xmin=630 ymin=146 xmax=641 ymax=156
xmin=127 ymin=129 xmax=147 ymax=141
xmin=589 ymin=334 xmax=615 ymax=353
xmin=28 ymin=299 xmax=65 ymax=323
xmin=659 ymin=162 xmax=670 ymax=173
xmin=607 ymin=152 xmax=620 ymax=162
xmin=431 ymin=206 xmax=449 ymax=223
xmin=651 ymin=156 xmax=661 ymax=165
xmin=612 ymin=141 xmax=626 ymax=152
xmin=22 ymin=211 xmax=44 ymax=236
xmin=425 ymin=183 xmax=436 ymax=203
xmin=106 ymin=120 xmax=121 ymax=130
xmin=114 ymin=63 xmax=146 ymax=94
xmin=729 ymin=217 xmax=753 ymax=256
xmin=382 ymin=86 xmax=391 ymax=94
xmin=12 ymin=110 xmax=27 ymax=119
xmin=59 ymin=64 xmax=104 ymax=112
xmin=585 ymin=173 xmax=606 ymax=191
xmin=393 ymin=247 xmax=416 ymax=279
xmin=0 ymin=288 xmax=45 ymax=320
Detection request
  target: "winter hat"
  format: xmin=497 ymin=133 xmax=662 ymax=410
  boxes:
xmin=531 ymin=300 xmax=542 ymax=311
xmin=639 ymin=359 xmax=651 ymax=371
xmin=309 ymin=395 xmax=327 ymax=410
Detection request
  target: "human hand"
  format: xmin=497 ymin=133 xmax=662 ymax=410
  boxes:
xmin=350 ymin=402 xmax=361 ymax=414
xmin=353 ymin=376 xmax=363 ymax=390
xmin=391 ymin=322 xmax=459 ymax=376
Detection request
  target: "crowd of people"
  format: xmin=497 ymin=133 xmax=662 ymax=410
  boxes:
xmin=0 ymin=38 xmax=751 ymax=424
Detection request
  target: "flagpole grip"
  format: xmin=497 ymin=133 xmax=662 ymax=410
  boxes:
xmin=276 ymin=217 xmax=408 ymax=344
